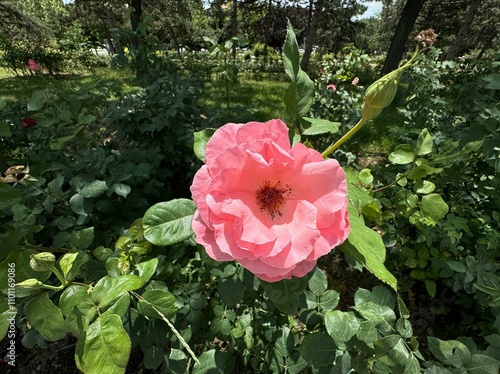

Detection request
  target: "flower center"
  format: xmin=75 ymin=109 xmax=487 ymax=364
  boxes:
xmin=255 ymin=180 xmax=291 ymax=218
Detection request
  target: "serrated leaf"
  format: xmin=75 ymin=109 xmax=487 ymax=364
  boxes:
xmin=353 ymin=301 xmax=396 ymax=334
xmin=325 ymin=311 xmax=360 ymax=350
xmin=298 ymin=333 xmax=336 ymax=368
xmin=143 ymin=199 xmax=196 ymax=246
xmin=75 ymin=313 xmax=131 ymax=374
xmin=261 ymin=276 xmax=308 ymax=315
xmin=342 ymin=204 xmax=397 ymax=291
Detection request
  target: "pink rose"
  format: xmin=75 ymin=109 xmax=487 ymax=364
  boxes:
xmin=326 ymin=84 xmax=337 ymax=92
xmin=28 ymin=59 xmax=40 ymax=71
xmin=190 ymin=119 xmax=350 ymax=282
xmin=352 ymin=77 xmax=359 ymax=86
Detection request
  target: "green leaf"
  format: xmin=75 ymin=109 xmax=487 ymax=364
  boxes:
xmin=466 ymin=354 xmax=500 ymax=374
xmin=80 ymin=180 xmax=108 ymax=198
xmin=75 ymin=313 xmax=131 ymax=374
xmin=421 ymin=194 xmax=449 ymax=221
xmin=27 ymin=90 xmax=49 ymax=111
xmin=416 ymin=128 xmax=433 ymax=155
xmin=48 ymin=126 xmax=83 ymax=150
xmin=0 ymin=297 xmax=16 ymax=341
xmin=342 ymin=204 xmax=397 ymax=291
xmin=374 ymin=335 xmax=410 ymax=368
xmin=143 ymin=199 xmax=196 ymax=246
xmin=59 ymin=253 xmax=78 ymax=280
xmin=483 ymin=74 xmax=500 ymax=90
xmin=425 ymin=280 xmax=437 ymax=298
xmin=134 ymin=258 xmax=158 ymax=283
xmin=307 ymin=267 xmax=328 ymax=296
xmin=389 ymin=144 xmax=414 ymax=164
xmin=427 ymin=337 xmax=471 ymax=367
xmin=283 ymin=21 xmax=314 ymax=122
xmin=319 ymin=290 xmax=340 ymax=311
xmin=298 ymin=333 xmax=336 ymax=368
xmin=354 ymin=286 xmax=395 ymax=309
xmin=77 ymin=112 xmax=96 ymax=125
xmin=59 ymin=285 xmax=96 ymax=338
xmin=0 ymin=184 xmax=21 ymax=210
xmin=353 ymin=301 xmax=396 ymax=334
xmin=137 ymin=289 xmax=178 ymax=320
xmin=192 ymin=349 xmax=235 ymax=374
xmin=261 ymin=276 xmax=308 ymax=315
xmin=193 ymin=128 xmax=216 ymax=163
xmin=24 ymin=292 xmax=67 ymax=341
xmin=414 ymin=180 xmax=436 ymax=194
xmin=301 ymin=118 xmax=340 ymax=135
xmin=0 ymin=122 xmax=12 ymax=137
xmin=325 ymin=311 xmax=360 ymax=350
xmin=68 ymin=227 xmax=95 ymax=250
xmin=112 ymin=183 xmax=131 ymax=198
xmin=92 ymin=274 xmax=146 ymax=310
xmin=217 ymin=278 xmax=244 ymax=307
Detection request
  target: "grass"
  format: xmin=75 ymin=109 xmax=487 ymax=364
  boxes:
xmin=0 ymin=66 xmax=138 ymax=102
xmin=201 ymin=72 xmax=289 ymax=123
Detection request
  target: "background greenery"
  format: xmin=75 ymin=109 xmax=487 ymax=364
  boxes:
xmin=0 ymin=0 xmax=499 ymax=373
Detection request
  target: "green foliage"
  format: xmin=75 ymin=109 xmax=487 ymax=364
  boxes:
xmin=1 ymin=19 xmax=499 ymax=374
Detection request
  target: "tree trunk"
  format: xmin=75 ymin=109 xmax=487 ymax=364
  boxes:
xmin=300 ymin=0 xmax=323 ymax=73
xmin=381 ymin=0 xmax=427 ymax=75
xmin=129 ymin=0 xmax=145 ymax=79
xmin=445 ymin=0 xmax=483 ymax=60
xmin=231 ymin=0 xmax=238 ymax=60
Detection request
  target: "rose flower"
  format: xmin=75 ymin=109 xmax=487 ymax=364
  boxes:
xmin=190 ymin=119 xmax=350 ymax=282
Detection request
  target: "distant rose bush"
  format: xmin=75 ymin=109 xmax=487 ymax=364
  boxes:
xmin=191 ymin=119 xmax=350 ymax=282
xmin=20 ymin=117 xmax=37 ymax=128
xmin=28 ymin=59 xmax=40 ymax=71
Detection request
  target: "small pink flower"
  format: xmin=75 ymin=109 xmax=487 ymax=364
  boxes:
xmin=352 ymin=77 xmax=359 ymax=86
xmin=326 ymin=84 xmax=337 ymax=92
xmin=20 ymin=117 xmax=37 ymax=128
xmin=190 ymin=119 xmax=350 ymax=282
xmin=28 ymin=59 xmax=40 ymax=71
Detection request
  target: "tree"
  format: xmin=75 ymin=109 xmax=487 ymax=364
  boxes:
xmin=445 ymin=0 xmax=482 ymax=60
xmin=381 ymin=0 xmax=427 ymax=75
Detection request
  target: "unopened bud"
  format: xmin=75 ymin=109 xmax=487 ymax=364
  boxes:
xmin=30 ymin=252 xmax=56 ymax=272
xmin=415 ymin=29 xmax=438 ymax=48
xmin=16 ymin=278 xmax=44 ymax=289
xmin=361 ymin=68 xmax=405 ymax=120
